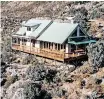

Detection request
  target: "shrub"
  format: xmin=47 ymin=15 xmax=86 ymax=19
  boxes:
xmin=87 ymin=39 xmax=104 ymax=68
xmin=4 ymin=75 xmax=18 ymax=88
xmin=26 ymin=63 xmax=58 ymax=84
xmin=23 ymin=82 xmax=52 ymax=99
xmin=90 ymin=10 xmax=100 ymax=19
xmin=22 ymin=54 xmax=37 ymax=65
xmin=26 ymin=63 xmax=46 ymax=81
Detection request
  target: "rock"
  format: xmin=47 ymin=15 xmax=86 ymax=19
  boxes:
xmin=67 ymin=65 xmax=75 ymax=73
xmin=12 ymin=88 xmax=24 ymax=99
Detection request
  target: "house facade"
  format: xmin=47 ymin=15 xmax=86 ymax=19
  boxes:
xmin=12 ymin=19 xmax=96 ymax=62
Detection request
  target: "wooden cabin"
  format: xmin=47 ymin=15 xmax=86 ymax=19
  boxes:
xmin=12 ymin=19 xmax=96 ymax=62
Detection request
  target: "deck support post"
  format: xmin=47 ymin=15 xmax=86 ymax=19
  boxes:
xmin=62 ymin=44 xmax=64 ymax=49
xmin=47 ymin=42 xmax=49 ymax=49
xmin=44 ymin=57 xmax=46 ymax=63
xmin=57 ymin=43 xmax=58 ymax=50
xmin=30 ymin=38 xmax=31 ymax=53
xmin=76 ymin=45 xmax=78 ymax=50
xmin=41 ymin=56 xmax=43 ymax=63
xmin=63 ymin=60 xmax=64 ymax=64
xmin=20 ymin=37 xmax=22 ymax=50
xmin=17 ymin=37 xmax=18 ymax=45
xmin=43 ymin=42 xmax=44 ymax=49
xmin=55 ymin=59 xmax=56 ymax=65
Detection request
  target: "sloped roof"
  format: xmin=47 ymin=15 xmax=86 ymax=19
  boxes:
xmin=24 ymin=19 xmax=51 ymax=27
xmin=16 ymin=19 xmax=52 ymax=37
xmin=30 ymin=20 xmax=53 ymax=37
xmin=37 ymin=22 xmax=78 ymax=44
xmin=16 ymin=27 xmax=26 ymax=35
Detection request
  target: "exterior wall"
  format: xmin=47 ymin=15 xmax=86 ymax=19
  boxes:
xmin=26 ymin=28 xmax=33 ymax=36
xmin=26 ymin=41 xmax=33 ymax=47
xmin=65 ymin=44 xmax=69 ymax=53
xmin=20 ymin=40 xmax=22 ymax=49
xmin=35 ymin=41 xmax=40 ymax=48
xmin=65 ymin=44 xmax=71 ymax=53
xmin=53 ymin=43 xmax=55 ymax=50
xmin=68 ymin=44 xmax=71 ymax=52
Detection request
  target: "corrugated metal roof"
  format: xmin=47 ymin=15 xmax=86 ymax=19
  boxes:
xmin=29 ymin=20 xmax=52 ymax=37
xmin=16 ymin=19 xmax=52 ymax=37
xmin=24 ymin=18 xmax=51 ymax=27
xmin=37 ymin=22 xmax=78 ymax=44
xmin=16 ymin=27 xmax=26 ymax=35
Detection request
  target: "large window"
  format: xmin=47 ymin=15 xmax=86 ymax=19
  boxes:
xmin=27 ymin=27 xmax=31 ymax=31
xmin=22 ymin=39 xmax=27 ymax=45
xmin=18 ymin=38 xmax=20 ymax=44
xmin=33 ymin=24 xmax=40 ymax=31
xmin=32 ymin=40 xmax=35 ymax=47
xmin=12 ymin=38 xmax=17 ymax=43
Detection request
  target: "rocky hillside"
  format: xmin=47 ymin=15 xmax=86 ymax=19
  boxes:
xmin=1 ymin=1 xmax=104 ymax=99
xmin=1 ymin=1 xmax=104 ymax=54
xmin=1 ymin=1 xmax=104 ymax=19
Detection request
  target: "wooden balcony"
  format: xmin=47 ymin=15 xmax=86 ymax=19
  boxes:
xmin=12 ymin=44 xmax=86 ymax=62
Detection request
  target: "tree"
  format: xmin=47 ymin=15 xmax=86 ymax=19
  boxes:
xmin=73 ymin=7 xmax=88 ymax=31
xmin=87 ymin=39 xmax=104 ymax=69
xmin=23 ymin=82 xmax=52 ymax=99
xmin=26 ymin=63 xmax=57 ymax=83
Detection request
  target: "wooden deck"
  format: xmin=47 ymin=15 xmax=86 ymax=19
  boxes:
xmin=12 ymin=44 xmax=86 ymax=62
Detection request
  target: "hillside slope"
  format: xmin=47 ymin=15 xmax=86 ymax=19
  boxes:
xmin=1 ymin=1 xmax=104 ymax=19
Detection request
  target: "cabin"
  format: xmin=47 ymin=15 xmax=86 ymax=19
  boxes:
xmin=12 ymin=19 xmax=96 ymax=62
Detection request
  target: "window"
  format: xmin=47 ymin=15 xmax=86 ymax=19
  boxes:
xmin=33 ymin=24 xmax=40 ymax=31
xmin=32 ymin=40 xmax=35 ymax=47
xmin=79 ymin=29 xmax=86 ymax=36
xmin=23 ymin=33 xmax=26 ymax=36
xmin=71 ymin=29 xmax=77 ymax=37
xmin=27 ymin=27 xmax=31 ymax=31
xmin=61 ymin=45 xmax=63 ymax=49
xmin=22 ymin=39 xmax=27 ymax=45
xmin=12 ymin=38 xmax=17 ymax=43
xmin=18 ymin=38 xmax=20 ymax=44
xmin=55 ymin=44 xmax=57 ymax=50
xmin=58 ymin=44 xmax=60 ymax=50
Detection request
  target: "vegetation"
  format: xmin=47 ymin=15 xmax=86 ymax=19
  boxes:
xmin=4 ymin=75 xmax=18 ymax=88
xmin=1 ymin=1 xmax=104 ymax=99
xmin=87 ymin=39 xmax=104 ymax=68
xmin=23 ymin=82 xmax=52 ymax=99
xmin=26 ymin=63 xmax=57 ymax=83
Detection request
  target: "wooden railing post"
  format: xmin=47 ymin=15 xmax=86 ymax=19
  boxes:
xmin=73 ymin=53 xmax=74 ymax=57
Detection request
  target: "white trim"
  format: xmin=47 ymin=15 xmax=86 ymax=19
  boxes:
xmin=77 ymin=27 xmax=80 ymax=37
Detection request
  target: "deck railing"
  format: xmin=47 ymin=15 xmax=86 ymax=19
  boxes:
xmin=12 ymin=43 xmax=86 ymax=61
xmin=12 ymin=44 xmax=65 ymax=61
